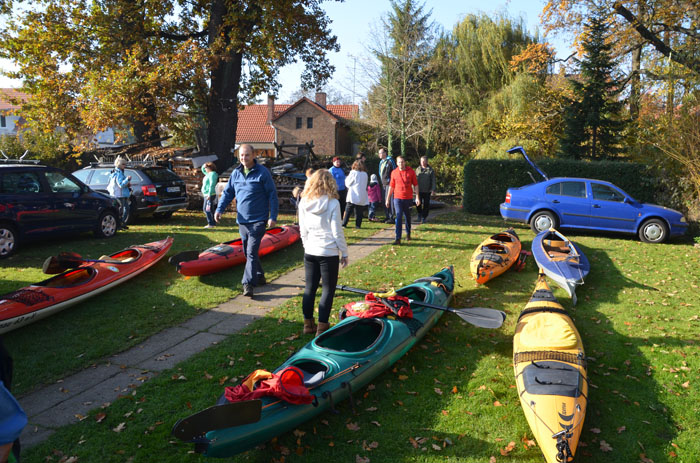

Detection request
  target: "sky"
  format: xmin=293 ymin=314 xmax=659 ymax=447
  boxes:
xmin=0 ymin=0 xmax=573 ymax=104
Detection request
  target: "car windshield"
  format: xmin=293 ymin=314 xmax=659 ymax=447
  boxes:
xmin=141 ymin=167 xmax=179 ymax=182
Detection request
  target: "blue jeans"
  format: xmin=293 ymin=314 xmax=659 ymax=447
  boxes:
xmin=239 ymin=221 xmax=267 ymax=286
xmin=302 ymin=254 xmax=340 ymax=324
xmin=393 ymin=198 xmax=413 ymax=240
xmin=368 ymin=201 xmax=379 ymax=219
xmin=203 ymin=195 xmax=216 ymax=226
xmin=117 ymin=197 xmax=130 ymax=226
xmin=382 ymin=184 xmax=395 ymax=219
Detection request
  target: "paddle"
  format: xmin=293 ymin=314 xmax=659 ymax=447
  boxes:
xmin=336 ymin=285 xmax=506 ymax=329
xmin=171 ymin=399 xmax=263 ymax=442
xmin=168 ymin=250 xmax=201 ymax=267
xmin=42 ymin=252 xmax=121 ymax=274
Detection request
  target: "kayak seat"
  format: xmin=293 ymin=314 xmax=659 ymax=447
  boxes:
xmin=522 ymin=361 xmax=583 ymax=398
xmin=99 ymin=255 xmax=137 ymax=264
xmin=290 ymin=360 xmax=329 ymax=388
xmin=314 ymin=318 xmax=384 ymax=353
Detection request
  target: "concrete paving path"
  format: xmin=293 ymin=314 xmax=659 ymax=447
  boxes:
xmin=18 ymin=212 xmax=451 ymax=449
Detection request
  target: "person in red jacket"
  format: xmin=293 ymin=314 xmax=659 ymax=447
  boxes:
xmin=385 ymin=156 xmax=419 ymax=245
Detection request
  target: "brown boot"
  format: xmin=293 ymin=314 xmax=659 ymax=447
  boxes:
xmin=303 ymin=319 xmax=317 ymax=335
xmin=316 ymin=322 xmax=330 ymax=336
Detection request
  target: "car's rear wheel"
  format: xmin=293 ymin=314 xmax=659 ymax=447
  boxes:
xmin=639 ymin=218 xmax=668 ymax=243
xmin=0 ymin=223 xmax=18 ymax=259
xmin=95 ymin=211 xmax=118 ymax=238
xmin=530 ymin=211 xmax=558 ymax=234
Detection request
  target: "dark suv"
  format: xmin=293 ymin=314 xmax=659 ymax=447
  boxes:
xmin=73 ymin=163 xmax=187 ymax=223
xmin=0 ymin=160 xmax=121 ymax=258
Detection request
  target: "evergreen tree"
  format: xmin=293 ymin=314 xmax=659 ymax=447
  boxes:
xmin=559 ymin=6 xmax=626 ymax=159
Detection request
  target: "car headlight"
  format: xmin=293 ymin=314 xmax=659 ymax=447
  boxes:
xmin=680 ymin=216 xmax=687 ymax=223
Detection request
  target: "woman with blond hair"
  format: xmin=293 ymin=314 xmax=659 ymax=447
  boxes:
xmin=298 ymin=170 xmax=349 ymax=336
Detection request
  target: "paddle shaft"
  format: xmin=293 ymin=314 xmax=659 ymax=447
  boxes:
xmin=336 ymin=285 xmax=505 ymax=329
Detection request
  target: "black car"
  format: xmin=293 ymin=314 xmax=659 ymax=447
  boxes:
xmin=72 ymin=163 xmax=187 ymax=223
xmin=0 ymin=160 xmax=121 ymax=258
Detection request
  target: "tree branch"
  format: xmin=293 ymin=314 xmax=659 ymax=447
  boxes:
xmin=613 ymin=2 xmax=700 ymax=75
xmin=154 ymin=29 xmax=209 ymax=41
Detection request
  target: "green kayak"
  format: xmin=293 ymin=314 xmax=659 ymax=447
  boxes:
xmin=174 ymin=266 xmax=455 ymax=458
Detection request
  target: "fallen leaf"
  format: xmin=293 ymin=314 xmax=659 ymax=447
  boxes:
xmin=617 ymin=426 xmax=626 ymax=433
xmin=355 ymin=455 xmax=370 ymax=463
xmin=365 ymin=407 xmax=377 ymax=412
xmin=398 ymin=375 xmax=408 ymax=381
xmin=441 ymin=410 xmax=449 ymax=416
xmin=600 ymin=440 xmax=613 ymax=452
xmin=681 ymin=381 xmax=690 ymax=389
xmin=95 ymin=413 xmax=106 ymax=423
xmin=451 ymin=386 xmax=458 ymax=394
xmin=434 ymin=388 xmax=443 ymax=395
xmin=347 ymin=422 xmax=360 ymax=431
xmin=431 ymin=443 xmax=442 ymax=451
xmin=493 ymin=401 xmax=502 ymax=407
xmin=371 ymin=421 xmax=381 ymax=427
xmin=293 ymin=429 xmax=306 ymax=437
xmin=590 ymin=428 xmax=601 ymax=434
xmin=500 ymin=441 xmax=516 ymax=456
xmin=409 ymin=437 xmax=418 ymax=448
xmin=112 ymin=422 xmax=126 ymax=433
xmin=489 ymin=457 xmax=497 ymax=463
xmin=639 ymin=454 xmax=654 ymax=463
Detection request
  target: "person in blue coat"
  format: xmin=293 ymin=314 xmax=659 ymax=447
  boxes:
xmin=215 ymin=144 xmax=279 ymax=298
xmin=328 ymin=156 xmax=347 ymax=217
xmin=107 ymin=157 xmax=132 ymax=230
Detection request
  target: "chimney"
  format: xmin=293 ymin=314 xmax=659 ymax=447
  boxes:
xmin=267 ymin=94 xmax=275 ymax=124
xmin=315 ymin=92 xmax=327 ymax=108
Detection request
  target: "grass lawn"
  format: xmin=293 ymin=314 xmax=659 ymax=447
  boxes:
xmin=7 ymin=210 xmax=700 ymax=463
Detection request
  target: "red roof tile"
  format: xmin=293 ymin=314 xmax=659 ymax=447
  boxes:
xmin=0 ymin=88 xmax=30 ymax=111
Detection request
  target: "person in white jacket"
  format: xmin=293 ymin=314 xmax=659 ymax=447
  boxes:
xmin=342 ymin=160 xmax=369 ymax=229
xmin=298 ymin=170 xmax=349 ymax=336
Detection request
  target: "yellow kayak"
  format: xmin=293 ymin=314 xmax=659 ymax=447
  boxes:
xmin=513 ymin=273 xmax=587 ymax=463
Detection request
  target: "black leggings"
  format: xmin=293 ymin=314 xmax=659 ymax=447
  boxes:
xmin=302 ymin=254 xmax=340 ymax=323
xmin=343 ymin=203 xmax=366 ymax=228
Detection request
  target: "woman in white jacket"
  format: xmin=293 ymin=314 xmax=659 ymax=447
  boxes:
xmin=298 ymin=170 xmax=349 ymax=336
xmin=342 ymin=160 xmax=369 ymax=229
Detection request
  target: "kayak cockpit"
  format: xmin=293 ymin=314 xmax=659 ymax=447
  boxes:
xmin=38 ymin=268 xmax=97 ymax=288
xmin=314 ymin=318 xmax=385 ymax=354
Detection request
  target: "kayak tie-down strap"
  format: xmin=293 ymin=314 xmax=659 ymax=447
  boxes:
xmin=514 ymin=350 xmax=586 ymax=368
xmin=2 ymin=288 xmax=53 ymax=306
xmin=517 ymin=305 xmax=570 ymax=322
xmin=224 ymin=366 xmax=313 ymax=405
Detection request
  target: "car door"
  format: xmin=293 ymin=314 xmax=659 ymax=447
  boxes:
xmin=0 ymin=169 xmax=64 ymax=236
xmin=43 ymin=170 xmax=96 ymax=231
xmin=589 ymin=181 xmax=638 ymax=231
xmin=544 ymin=180 xmax=590 ymax=228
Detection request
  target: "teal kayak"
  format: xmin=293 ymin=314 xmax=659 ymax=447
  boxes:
xmin=177 ymin=266 xmax=454 ymax=458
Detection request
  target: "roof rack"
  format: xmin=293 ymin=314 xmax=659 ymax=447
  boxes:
xmin=92 ymin=153 xmax=157 ymax=167
xmin=0 ymin=150 xmax=41 ymax=165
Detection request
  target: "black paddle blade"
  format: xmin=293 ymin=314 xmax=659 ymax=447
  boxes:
xmin=172 ymin=400 xmax=262 ymax=442
xmin=451 ymin=307 xmax=506 ymax=329
xmin=168 ymin=250 xmax=201 ymax=267
xmin=42 ymin=256 xmax=63 ymax=274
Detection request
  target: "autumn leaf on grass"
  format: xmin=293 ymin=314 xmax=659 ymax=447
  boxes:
xmin=398 ymin=375 xmax=409 ymax=381
xmin=431 ymin=443 xmax=442 ymax=451
xmin=617 ymin=426 xmax=626 ymax=433
xmin=521 ymin=435 xmax=536 ymax=448
xmin=590 ymin=428 xmax=601 ymax=434
xmin=500 ymin=441 xmax=516 ymax=456
xmin=203 ymin=371 xmax=213 ymax=380
xmin=600 ymin=440 xmax=613 ymax=452
xmin=362 ymin=441 xmax=379 ymax=450
xmin=489 ymin=456 xmax=497 ymax=463
xmin=112 ymin=422 xmax=126 ymax=433
xmin=681 ymin=381 xmax=690 ymax=389
xmin=493 ymin=400 xmax=503 ymax=407
xmin=451 ymin=386 xmax=458 ymax=394
xmin=356 ymin=455 xmax=370 ymax=463
xmin=347 ymin=422 xmax=360 ymax=431
xmin=639 ymin=454 xmax=654 ymax=463
xmin=434 ymin=388 xmax=443 ymax=395
xmin=95 ymin=412 xmax=107 ymax=423
xmin=409 ymin=437 xmax=419 ymax=448
xmin=365 ymin=407 xmax=377 ymax=412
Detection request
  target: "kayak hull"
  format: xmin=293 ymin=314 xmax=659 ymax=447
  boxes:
xmin=188 ymin=267 xmax=454 ymax=458
xmin=531 ymin=228 xmax=589 ymax=305
xmin=0 ymin=237 xmax=173 ymax=334
xmin=470 ymin=228 xmax=521 ymax=284
xmin=176 ymin=225 xmax=301 ymax=276
xmin=513 ymin=274 xmax=587 ymax=463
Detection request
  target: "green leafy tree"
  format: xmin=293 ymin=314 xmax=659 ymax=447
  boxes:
xmin=559 ymin=7 xmax=626 ymax=159
xmin=0 ymin=1 xmax=339 ymax=168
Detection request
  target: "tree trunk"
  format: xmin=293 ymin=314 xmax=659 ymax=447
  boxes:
xmin=207 ymin=0 xmax=241 ymax=171
xmin=629 ymin=45 xmax=641 ymax=121
xmin=132 ymin=89 xmax=161 ymax=144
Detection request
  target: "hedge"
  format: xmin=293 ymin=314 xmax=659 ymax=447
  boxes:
xmin=463 ymin=159 xmax=660 ymax=215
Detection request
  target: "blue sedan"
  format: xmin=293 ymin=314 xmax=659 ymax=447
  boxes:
xmin=499 ymin=147 xmax=689 ymax=243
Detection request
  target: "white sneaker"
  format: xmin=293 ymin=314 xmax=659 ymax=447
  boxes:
xmin=204 ymin=224 xmax=214 ymax=229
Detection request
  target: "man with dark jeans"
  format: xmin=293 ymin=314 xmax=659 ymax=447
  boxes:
xmin=215 ymin=144 xmax=278 ymax=297
xmin=415 ymin=156 xmax=436 ymax=224
xmin=386 ymin=156 xmax=419 ymax=245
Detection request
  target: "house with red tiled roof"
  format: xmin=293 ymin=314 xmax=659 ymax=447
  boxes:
xmin=0 ymin=88 xmax=31 ymax=136
xmin=236 ymin=93 xmax=359 ymax=158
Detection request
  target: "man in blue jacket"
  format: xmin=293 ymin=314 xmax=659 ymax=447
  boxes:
xmin=215 ymin=144 xmax=279 ymax=297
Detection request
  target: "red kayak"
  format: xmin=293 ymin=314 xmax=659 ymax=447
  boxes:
xmin=171 ymin=225 xmax=301 ymax=277
xmin=0 ymin=237 xmax=173 ymax=334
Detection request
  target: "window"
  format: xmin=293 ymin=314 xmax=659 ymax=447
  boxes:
xmin=1 ymin=171 xmax=43 ymax=194
xmin=591 ymin=183 xmax=625 ymax=202
xmin=307 ymin=117 xmax=313 ymax=129
xmin=295 ymin=117 xmax=302 ymax=129
xmin=0 ymin=116 xmax=5 ymax=128
xmin=45 ymin=171 xmax=81 ymax=193
xmin=545 ymin=181 xmax=586 ymax=198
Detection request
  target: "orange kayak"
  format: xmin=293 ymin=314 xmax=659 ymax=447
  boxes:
xmin=470 ymin=228 xmax=521 ymax=284
xmin=0 ymin=237 xmax=173 ymax=334
xmin=172 ymin=225 xmax=301 ymax=277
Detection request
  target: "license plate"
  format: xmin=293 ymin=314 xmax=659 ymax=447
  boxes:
xmin=166 ymin=186 xmax=180 ymax=193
